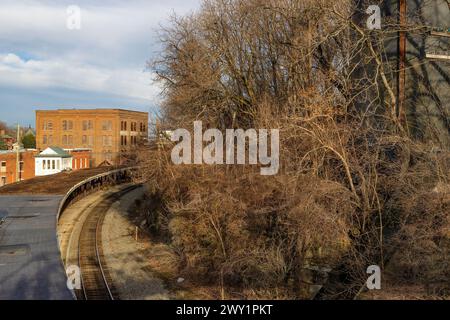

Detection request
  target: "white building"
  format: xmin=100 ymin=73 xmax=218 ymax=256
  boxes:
xmin=35 ymin=147 xmax=73 ymax=176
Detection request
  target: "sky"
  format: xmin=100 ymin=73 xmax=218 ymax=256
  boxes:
xmin=0 ymin=0 xmax=200 ymax=127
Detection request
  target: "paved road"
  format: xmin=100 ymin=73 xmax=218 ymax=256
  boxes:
xmin=0 ymin=195 xmax=73 ymax=300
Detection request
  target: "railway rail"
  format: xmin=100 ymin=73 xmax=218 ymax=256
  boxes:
xmin=77 ymin=185 xmax=139 ymax=300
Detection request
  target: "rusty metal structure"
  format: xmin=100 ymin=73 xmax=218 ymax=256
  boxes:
xmin=383 ymin=0 xmax=450 ymax=147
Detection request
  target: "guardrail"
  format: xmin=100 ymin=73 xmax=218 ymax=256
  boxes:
xmin=56 ymin=166 xmax=138 ymax=222
xmin=56 ymin=166 xmax=138 ymax=300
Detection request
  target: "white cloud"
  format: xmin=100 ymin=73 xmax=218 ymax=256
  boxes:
xmin=0 ymin=0 xmax=199 ymax=66
xmin=0 ymin=0 xmax=200 ymax=116
xmin=0 ymin=53 xmax=159 ymax=101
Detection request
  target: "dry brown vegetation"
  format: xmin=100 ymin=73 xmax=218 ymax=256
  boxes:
xmin=0 ymin=166 xmax=119 ymax=195
xmin=137 ymin=0 xmax=449 ymax=299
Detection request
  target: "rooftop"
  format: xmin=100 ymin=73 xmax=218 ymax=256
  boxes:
xmin=35 ymin=146 xmax=72 ymax=158
xmin=35 ymin=108 xmax=148 ymax=115
xmin=0 ymin=149 xmax=37 ymax=155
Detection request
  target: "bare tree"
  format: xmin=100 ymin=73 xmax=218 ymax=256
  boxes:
xmin=142 ymin=0 xmax=449 ymax=299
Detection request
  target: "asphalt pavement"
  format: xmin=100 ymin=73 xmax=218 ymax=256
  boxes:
xmin=0 ymin=195 xmax=73 ymax=300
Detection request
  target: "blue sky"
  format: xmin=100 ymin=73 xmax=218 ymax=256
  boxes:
xmin=0 ymin=0 xmax=200 ymax=127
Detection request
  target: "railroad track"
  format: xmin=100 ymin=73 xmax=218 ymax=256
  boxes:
xmin=78 ymin=185 xmax=139 ymax=300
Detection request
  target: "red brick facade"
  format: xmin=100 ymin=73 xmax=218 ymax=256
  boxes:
xmin=70 ymin=149 xmax=92 ymax=170
xmin=0 ymin=150 xmax=37 ymax=186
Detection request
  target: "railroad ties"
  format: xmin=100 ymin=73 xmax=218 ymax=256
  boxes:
xmin=78 ymin=186 xmax=138 ymax=300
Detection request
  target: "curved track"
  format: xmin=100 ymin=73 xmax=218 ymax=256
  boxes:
xmin=78 ymin=185 xmax=139 ymax=300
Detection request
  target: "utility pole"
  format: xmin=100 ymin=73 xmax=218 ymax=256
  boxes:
xmin=16 ymin=123 xmax=20 ymax=182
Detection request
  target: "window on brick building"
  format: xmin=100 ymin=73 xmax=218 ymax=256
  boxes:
xmin=82 ymin=120 xmax=93 ymax=131
xmin=62 ymin=120 xmax=73 ymax=131
xmin=121 ymin=135 xmax=127 ymax=146
xmin=1 ymin=161 xmax=6 ymax=173
xmin=121 ymin=121 xmax=127 ymax=131
xmin=103 ymin=136 xmax=112 ymax=147
xmin=102 ymin=120 xmax=112 ymax=131
xmin=43 ymin=121 xmax=53 ymax=130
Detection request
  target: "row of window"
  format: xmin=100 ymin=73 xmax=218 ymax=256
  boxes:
xmin=1 ymin=161 xmax=24 ymax=171
xmin=42 ymin=159 xmax=89 ymax=171
xmin=73 ymin=158 xmax=89 ymax=170
xmin=43 ymin=135 xmax=121 ymax=147
xmin=121 ymin=121 xmax=144 ymax=132
xmin=42 ymin=120 xmax=147 ymax=132
xmin=42 ymin=159 xmax=61 ymax=170
xmin=120 ymin=135 xmax=139 ymax=146
xmin=1 ymin=161 xmax=24 ymax=185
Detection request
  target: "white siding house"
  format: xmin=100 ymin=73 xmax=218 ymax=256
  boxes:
xmin=35 ymin=147 xmax=73 ymax=176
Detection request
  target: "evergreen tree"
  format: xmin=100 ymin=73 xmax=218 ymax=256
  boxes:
xmin=22 ymin=134 xmax=36 ymax=149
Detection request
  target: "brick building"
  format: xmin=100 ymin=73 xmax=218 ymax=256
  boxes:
xmin=0 ymin=149 xmax=37 ymax=186
xmin=69 ymin=149 xmax=92 ymax=170
xmin=36 ymin=109 xmax=149 ymax=166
